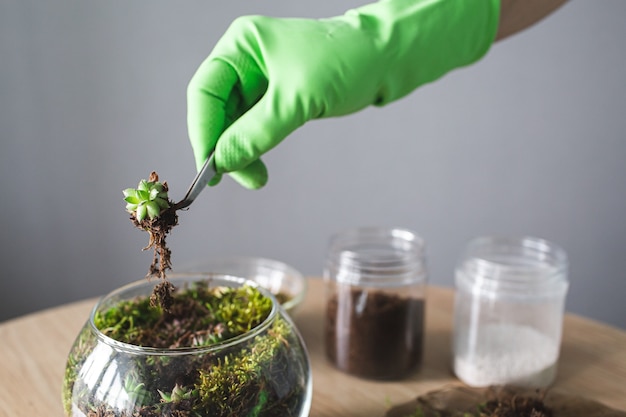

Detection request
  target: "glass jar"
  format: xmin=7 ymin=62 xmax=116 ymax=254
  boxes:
xmin=452 ymin=236 xmax=569 ymax=387
xmin=324 ymin=227 xmax=427 ymax=380
xmin=63 ymin=273 xmax=312 ymax=417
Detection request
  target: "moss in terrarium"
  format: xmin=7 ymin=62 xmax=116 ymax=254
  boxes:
xmin=62 ymin=325 xmax=98 ymax=415
xmin=64 ymin=281 xmax=307 ymax=417
xmin=195 ymin=318 xmax=299 ymax=416
xmin=93 ymin=282 xmax=272 ymax=348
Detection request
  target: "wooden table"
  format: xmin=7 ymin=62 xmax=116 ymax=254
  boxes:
xmin=1 ymin=278 xmax=625 ymax=416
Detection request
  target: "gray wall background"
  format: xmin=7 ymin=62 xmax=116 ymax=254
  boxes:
xmin=1 ymin=1 xmax=625 ymax=328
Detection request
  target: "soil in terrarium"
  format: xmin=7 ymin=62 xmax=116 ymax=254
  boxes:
xmin=64 ymin=282 xmax=307 ymax=417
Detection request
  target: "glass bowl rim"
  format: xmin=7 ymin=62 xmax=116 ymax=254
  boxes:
xmin=88 ymin=273 xmax=280 ymax=355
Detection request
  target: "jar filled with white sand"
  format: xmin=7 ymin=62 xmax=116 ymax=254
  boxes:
xmin=452 ymin=236 xmax=569 ymax=387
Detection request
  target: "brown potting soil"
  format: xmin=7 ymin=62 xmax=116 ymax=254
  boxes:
xmin=325 ymin=288 xmax=424 ymax=380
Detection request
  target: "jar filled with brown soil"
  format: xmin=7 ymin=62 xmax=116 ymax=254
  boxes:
xmin=324 ymin=227 xmax=427 ymax=380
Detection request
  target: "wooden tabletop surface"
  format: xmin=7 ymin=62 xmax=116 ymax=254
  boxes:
xmin=1 ymin=278 xmax=625 ymax=416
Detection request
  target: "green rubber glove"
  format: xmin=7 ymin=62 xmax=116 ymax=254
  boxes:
xmin=187 ymin=0 xmax=500 ymax=189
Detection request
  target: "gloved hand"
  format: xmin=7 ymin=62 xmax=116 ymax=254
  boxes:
xmin=187 ymin=0 xmax=500 ymax=189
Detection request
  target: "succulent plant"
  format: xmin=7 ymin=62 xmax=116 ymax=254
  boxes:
xmin=158 ymin=384 xmax=197 ymax=404
xmin=123 ymin=174 xmax=170 ymax=222
xmin=123 ymin=371 xmax=152 ymax=406
xmin=122 ymin=172 xmax=179 ymax=309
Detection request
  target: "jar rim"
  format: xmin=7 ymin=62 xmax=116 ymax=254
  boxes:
xmin=88 ymin=273 xmax=279 ymax=355
xmin=326 ymin=227 xmax=427 ymax=286
xmin=328 ymin=227 xmax=425 ymax=251
xmin=456 ymin=236 xmax=568 ymax=296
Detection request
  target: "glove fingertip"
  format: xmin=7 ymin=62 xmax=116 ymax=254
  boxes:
xmin=208 ymin=173 xmax=223 ymax=187
xmin=228 ymin=160 xmax=268 ymax=190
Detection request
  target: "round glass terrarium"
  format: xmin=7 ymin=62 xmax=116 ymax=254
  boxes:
xmin=63 ymin=274 xmax=312 ymax=417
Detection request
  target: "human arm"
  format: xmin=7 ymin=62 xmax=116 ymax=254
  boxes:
xmin=187 ymin=0 xmax=567 ymax=189
xmin=496 ymin=0 xmax=568 ymax=41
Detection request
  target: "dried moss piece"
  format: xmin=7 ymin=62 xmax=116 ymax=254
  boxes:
xmin=385 ymin=386 xmax=557 ymax=417
xmin=478 ymin=394 xmax=552 ymax=417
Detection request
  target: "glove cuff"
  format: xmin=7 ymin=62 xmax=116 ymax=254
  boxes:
xmin=346 ymin=0 xmax=500 ymax=105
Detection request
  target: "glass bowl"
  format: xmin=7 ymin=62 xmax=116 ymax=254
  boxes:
xmin=182 ymin=257 xmax=307 ymax=315
xmin=62 ymin=273 xmax=312 ymax=417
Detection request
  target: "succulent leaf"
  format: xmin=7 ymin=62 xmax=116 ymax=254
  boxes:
xmin=138 ymin=180 xmax=150 ymax=192
xmin=123 ymin=189 xmax=139 ymax=200
xmin=146 ymin=201 xmax=161 ymax=219
xmin=137 ymin=189 xmax=150 ymax=201
xmin=136 ymin=204 xmax=148 ymax=222
xmin=155 ymin=198 xmax=170 ymax=209
xmin=149 ymin=188 xmax=160 ymax=200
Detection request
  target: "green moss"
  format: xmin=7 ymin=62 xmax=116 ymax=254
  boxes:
xmin=62 ymin=326 xmax=98 ymax=415
xmin=195 ymin=318 xmax=302 ymax=416
xmin=93 ymin=282 xmax=273 ymax=348
xmin=63 ymin=282 xmax=307 ymax=417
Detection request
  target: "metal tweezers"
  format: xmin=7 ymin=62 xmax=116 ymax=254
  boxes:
xmin=173 ymin=152 xmax=218 ymax=210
